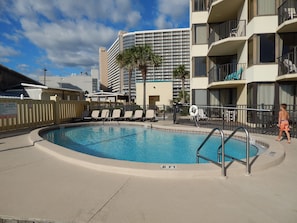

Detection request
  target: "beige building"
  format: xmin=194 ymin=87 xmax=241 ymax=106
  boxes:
xmin=190 ymin=0 xmax=297 ymax=110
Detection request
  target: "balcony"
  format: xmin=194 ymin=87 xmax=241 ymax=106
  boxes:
xmin=208 ymin=0 xmax=245 ymax=23
xmin=278 ymin=0 xmax=297 ymax=33
xmin=208 ymin=63 xmax=246 ymax=88
xmin=277 ymin=46 xmax=297 ymax=81
xmin=208 ymin=20 xmax=246 ymax=56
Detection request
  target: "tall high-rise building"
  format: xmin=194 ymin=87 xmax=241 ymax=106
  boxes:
xmin=101 ymin=28 xmax=190 ymax=106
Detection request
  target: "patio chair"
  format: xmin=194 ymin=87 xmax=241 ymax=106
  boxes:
xmin=118 ymin=110 xmax=133 ymax=121
xmin=143 ymin=109 xmax=157 ymax=122
xmin=110 ymin=109 xmax=122 ymax=121
xmin=283 ymin=59 xmax=297 ymax=73
xmin=197 ymin=109 xmax=208 ymax=121
xmin=83 ymin=110 xmax=100 ymax=121
xmin=95 ymin=109 xmax=110 ymax=121
xmin=130 ymin=109 xmax=144 ymax=121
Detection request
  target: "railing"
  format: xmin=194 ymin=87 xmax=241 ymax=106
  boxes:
xmin=217 ymin=127 xmax=251 ymax=176
xmin=278 ymin=0 xmax=297 ymax=25
xmin=197 ymin=127 xmax=252 ymax=177
xmin=278 ymin=46 xmax=297 ymax=76
xmin=208 ymin=63 xmax=245 ymax=84
xmin=209 ymin=20 xmax=246 ymax=47
xmin=173 ymin=104 xmax=297 ymax=138
xmin=196 ymin=127 xmax=226 ymax=177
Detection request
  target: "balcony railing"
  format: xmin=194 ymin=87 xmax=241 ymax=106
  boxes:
xmin=278 ymin=0 xmax=297 ymax=25
xmin=208 ymin=63 xmax=245 ymax=84
xmin=209 ymin=20 xmax=246 ymax=47
xmin=278 ymin=46 xmax=297 ymax=76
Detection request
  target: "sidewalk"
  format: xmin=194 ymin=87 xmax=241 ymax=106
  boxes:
xmin=0 ymin=123 xmax=297 ymax=223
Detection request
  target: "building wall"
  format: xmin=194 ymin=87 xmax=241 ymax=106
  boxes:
xmin=42 ymin=74 xmax=93 ymax=94
xmin=190 ymin=0 xmax=297 ymax=108
xmin=135 ymin=81 xmax=173 ymax=107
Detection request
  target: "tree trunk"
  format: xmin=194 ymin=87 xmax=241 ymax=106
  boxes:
xmin=182 ymin=78 xmax=185 ymax=104
xmin=142 ymin=70 xmax=146 ymax=112
xmin=128 ymin=70 xmax=132 ymax=104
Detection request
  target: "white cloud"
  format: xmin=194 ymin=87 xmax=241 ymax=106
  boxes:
xmin=20 ymin=18 xmax=118 ymax=67
xmin=0 ymin=43 xmax=20 ymax=62
xmin=3 ymin=0 xmax=144 ymax=69
xmin=154 ymin=15 xmax=173 ymax=30
xmin=155 ymin=0 xmax=189 ymax=29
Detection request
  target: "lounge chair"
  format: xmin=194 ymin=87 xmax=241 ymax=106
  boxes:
xmin=130 ymin=109 xmax=143 ymax=121
xmin=95 ymin=109 xmax=110 ymax=121
xmin=83 ymin=110 xmax=100 ymax=121
xmin=143 ymin=109 xmax=157 ymax=122
xmin=110 ymin=109 xmax=122 ymax=121
xmin=118 ymin=110 xmax=133 ymax=121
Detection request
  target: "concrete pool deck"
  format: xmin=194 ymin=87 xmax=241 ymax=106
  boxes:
xmin=0 ymin=120 xmax=297 ymax=223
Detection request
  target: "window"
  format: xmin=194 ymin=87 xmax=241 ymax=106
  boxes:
xmin=193 ymin=0 xmax=207 ymax=11
xmin=248 ymin=0 xmax=276 ymax=21
xmin=248 ymin=37 xmax=254 ymax=67
xmin=279 ymin=84 xmax=297 ymax=106
xmin=259 ymin=34 xmax=275 ymax=63
xmin=193 ymin=24 xmax=207 ymax=45
xmin=257 ymin=83 xmax=275 ymax=105
xmin=248 ymin=34 xmax=275 ymax=66
xmin=92 ymin=78 xmax=98 ymax=92
xmin=192 ymin=89 xmax=207 ymax=105
xmin=193 ymin=57 xmax=206 ymax=77
xmin=258 ymin=0 xmax=275 ymax=15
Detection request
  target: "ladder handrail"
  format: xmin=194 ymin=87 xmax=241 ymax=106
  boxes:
xmin=217 ymin=126 xmax=251 ymax=176
xmin=196 ymin=127 xmax=226 ymax=177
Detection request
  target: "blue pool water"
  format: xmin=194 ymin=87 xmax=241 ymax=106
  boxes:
xmin=41 ymin=125 xmax=258 ymax=164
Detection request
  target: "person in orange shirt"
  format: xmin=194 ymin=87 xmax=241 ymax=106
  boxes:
xmin=276 ymin=103 xmax=291 ymax=143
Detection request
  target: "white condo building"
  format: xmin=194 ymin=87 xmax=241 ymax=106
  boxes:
xmin=101 ymin=29 xmax=190 ymax=107
xmin=190 ymin=0 xmax=297 ymax=110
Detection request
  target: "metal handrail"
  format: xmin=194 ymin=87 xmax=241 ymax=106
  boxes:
xmin=217 ymin=127 xmax=251 ymax=176
xmin=196 ymin=128 xmax=226 ymax=177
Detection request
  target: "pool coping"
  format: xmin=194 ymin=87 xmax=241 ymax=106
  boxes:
xmin=28 ymin=121 xmax=285 ymax=179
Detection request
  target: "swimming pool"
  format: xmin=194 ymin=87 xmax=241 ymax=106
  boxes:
xmin=41 ymin=125 xmax=258 ymax=164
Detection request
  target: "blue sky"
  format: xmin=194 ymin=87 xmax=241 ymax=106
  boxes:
xmin=0 ymin=0 xmax=189 ymax=81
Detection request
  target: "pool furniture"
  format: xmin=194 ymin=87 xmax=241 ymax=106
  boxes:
xmin=95 ymin=109 xmax=110 ymax=121
xmin=118 ymin=110 xmax=133 ymax=121
xmin=130 ymin=110 xmax=144 ymax=121
xmin=224 ymin=67 xmax=243 ymax=81
xmin=283 ymin=59 xmax=297 ymax=73
xmin=143 ymin=109 xmax=157 ymax=122
xmin=83 ymin=110 xmax=100 ymax=121
xmin=110 ymin=109 xmax=121 ymax=121
xmin=197 ymin=109 xmax=208 ymax=121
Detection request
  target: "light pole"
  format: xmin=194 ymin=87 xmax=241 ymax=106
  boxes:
xmin=43 ymin=68 xmax=47 ymax=85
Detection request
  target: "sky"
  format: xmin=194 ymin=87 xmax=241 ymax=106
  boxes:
xmin=0 ymin=0 xmax=189 ymax=81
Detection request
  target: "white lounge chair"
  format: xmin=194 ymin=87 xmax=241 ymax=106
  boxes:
xmin=130 ymin=109 xmax=143 ymax=121
xmin=143 ymin=109 xmax=157 ymax=122
xmin=110 ymin=109 xmax=121 ymax=121
xmin=83 ymin=110 xmax=100 ymax=121
xmin=95 ymin=109 xmax=110 ymax=121
xmin=118 ymin=110 xmax=133 ymax=121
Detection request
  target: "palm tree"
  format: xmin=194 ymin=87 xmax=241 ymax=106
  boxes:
xmin=133 ymin=45 xmax=162 ymax=111
xmin=116 ymin=47 xmax=137 ymax=104
xmin=173 ymin=64 xmax=190 ymax=104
